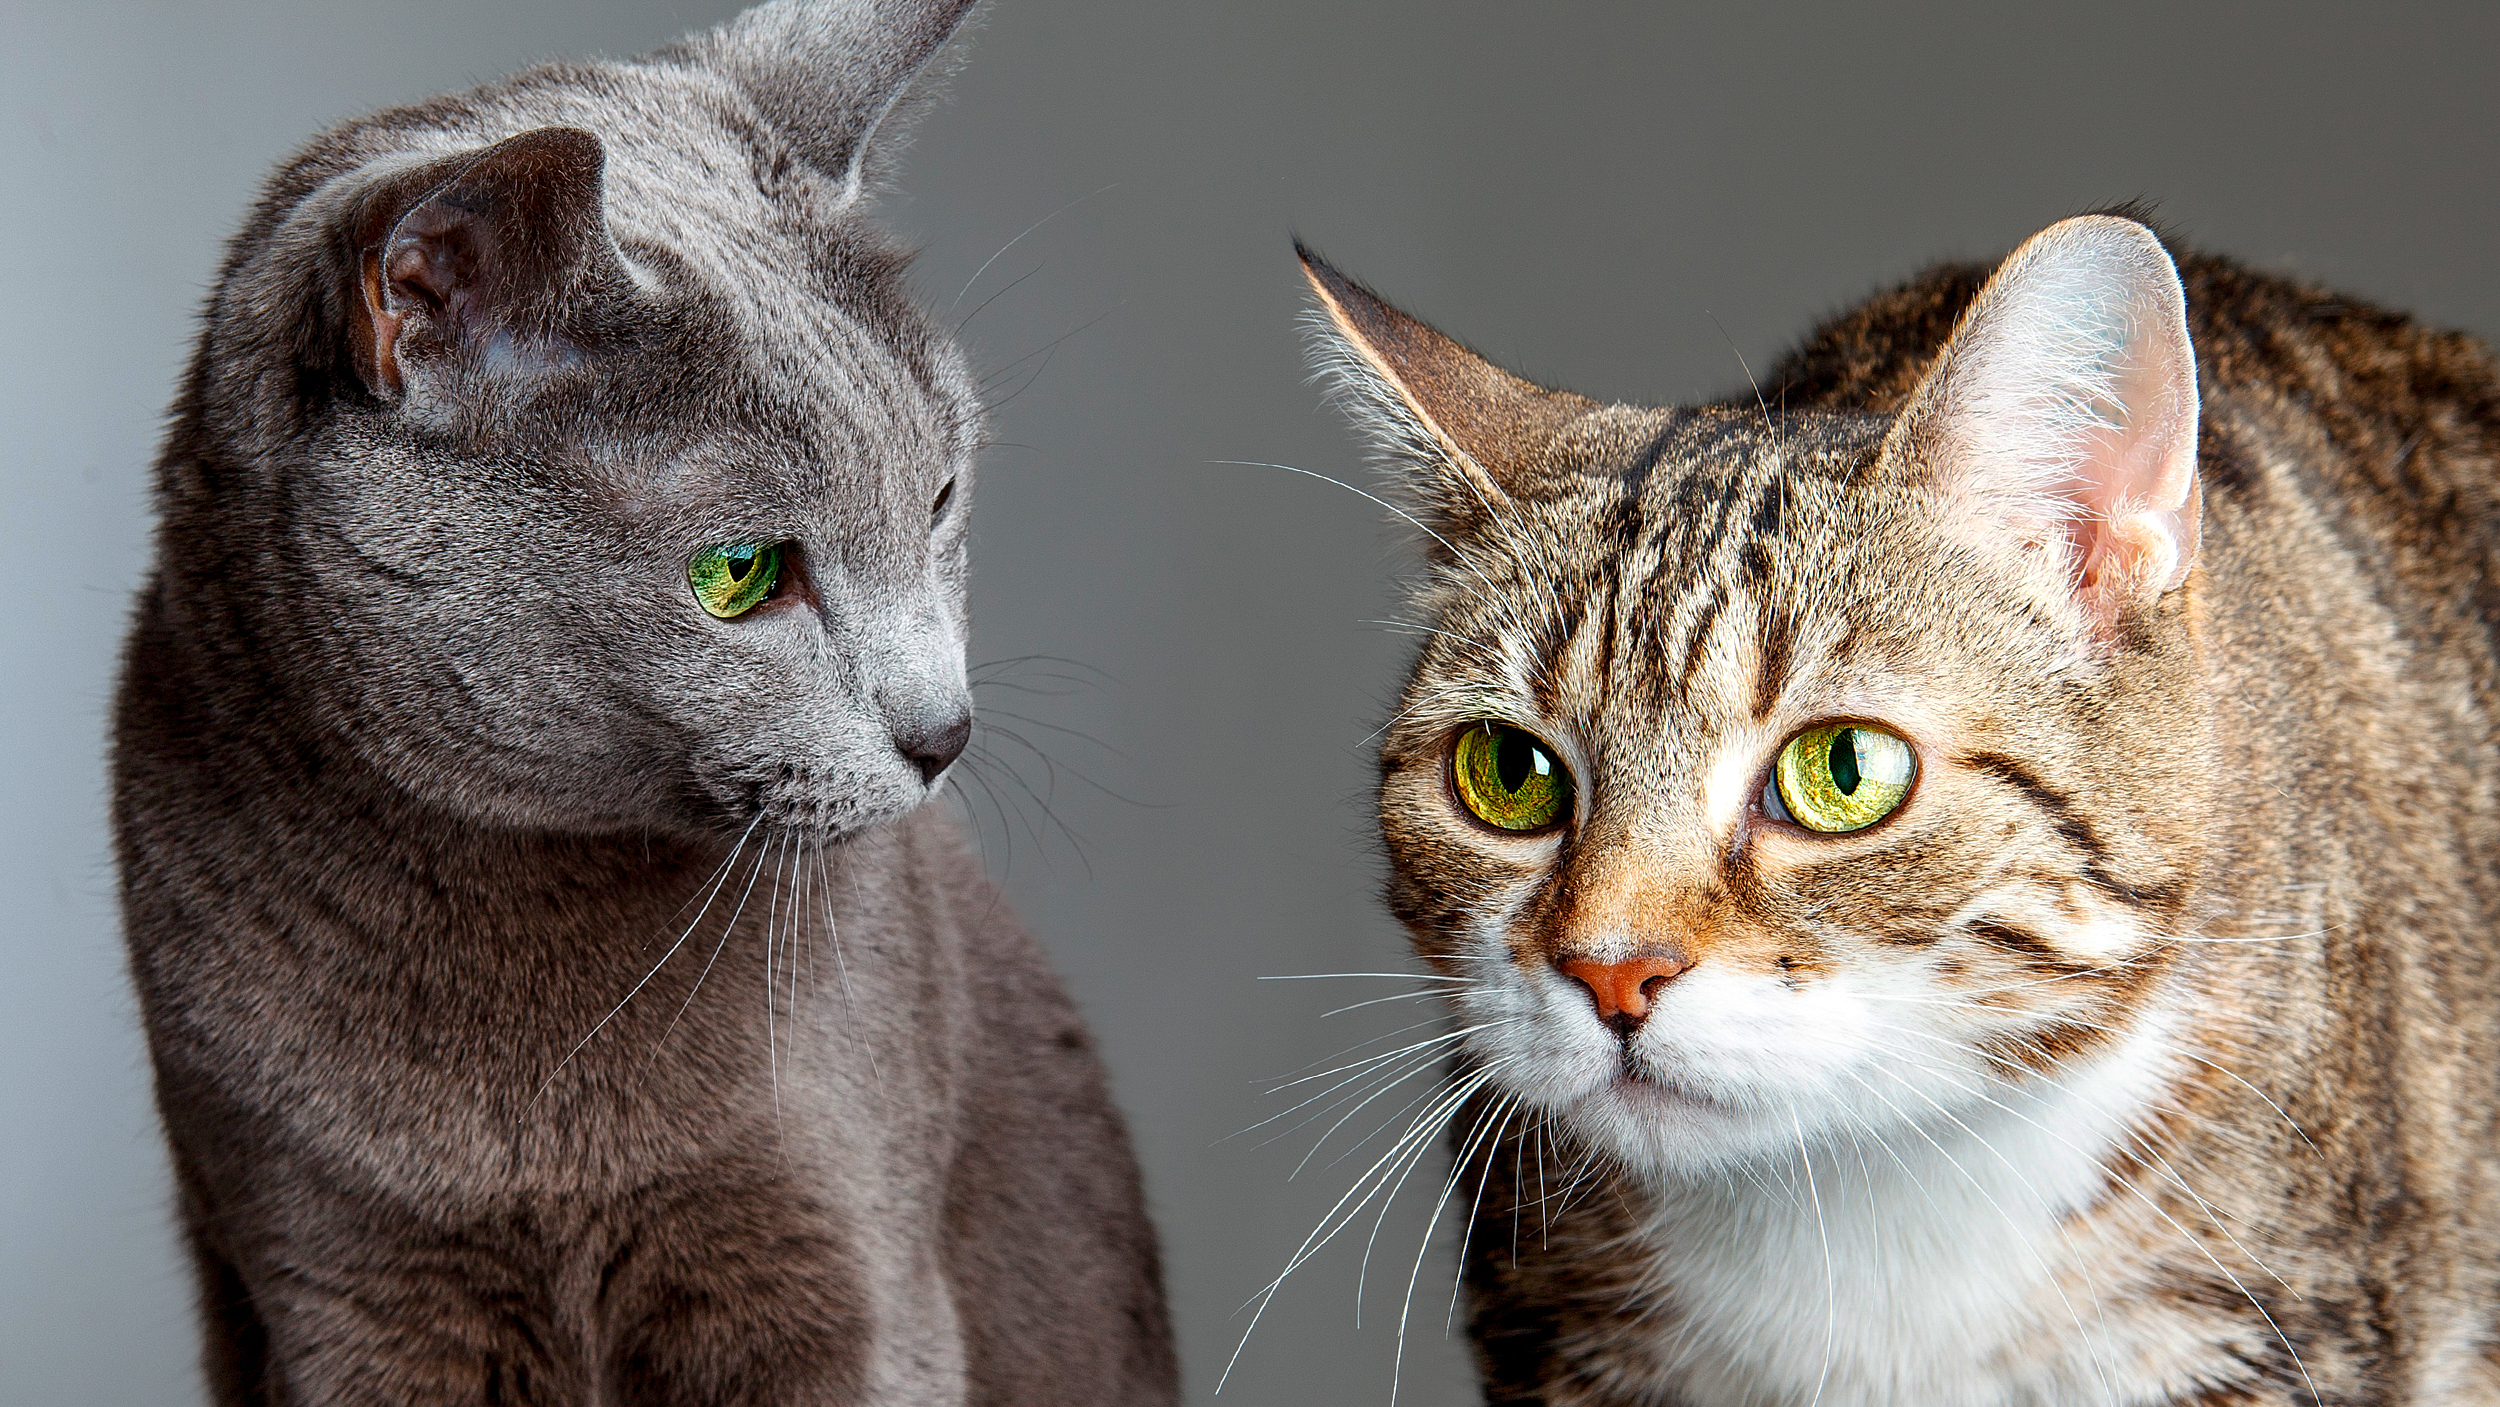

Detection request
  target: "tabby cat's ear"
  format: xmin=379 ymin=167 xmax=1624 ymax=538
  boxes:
xmin=346 ymin=127 xmax=626 ymax=398
xmin=678 ymin=0 xmax=979 ymax=205
xmin=1883 ymin=215 xmax=2202 ymax=634
xmin=1297 ymin=244 xmax=1597 ymax=534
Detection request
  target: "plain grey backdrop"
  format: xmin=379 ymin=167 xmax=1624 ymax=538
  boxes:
xmin=7 ymin=1 xmax=2496 ymax=1402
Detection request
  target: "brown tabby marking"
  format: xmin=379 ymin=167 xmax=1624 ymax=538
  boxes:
xmin=1299 ymin=217 xmax=2500 ymax=1405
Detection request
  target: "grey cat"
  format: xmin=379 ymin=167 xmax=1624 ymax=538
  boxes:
xmin=111 ymin=1 xmax=1176 ymax=1402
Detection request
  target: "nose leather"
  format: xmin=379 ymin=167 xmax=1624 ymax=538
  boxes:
xmin=893 ymin=708 xmax=971 ymax=785
xmin=1556 ymin=952 xmax=1691 ymax=1033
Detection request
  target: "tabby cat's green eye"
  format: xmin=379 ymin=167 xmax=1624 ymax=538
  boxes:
xmin=1452 ymin=723 xmax=1573 ymax=833
xmin=1771 ymin=723 xmax=1915 ymax=833
xmin=688 ymin=542 xmax=784 ymax=619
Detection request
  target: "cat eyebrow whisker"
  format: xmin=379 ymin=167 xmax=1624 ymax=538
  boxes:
xmin=1205 ymin=460 xmax=1510 ymax=603
xmin=953 ymin=261 xmax=1041 ymax=336
xmin=946 ymin=182 xmax=1117 ymax=312
xmin=1360 ymin=619 xmax=1506 ymax=662
xmin=976 ymin=304 xmax=1118 ymax=412
xmin=1358 ymin=681 xmax=1497 ymax=748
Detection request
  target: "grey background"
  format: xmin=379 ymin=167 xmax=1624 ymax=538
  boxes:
xmin=7 ymin=1 xmax=2495 ymax=1402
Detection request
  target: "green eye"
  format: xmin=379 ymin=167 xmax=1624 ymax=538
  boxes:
xmin=688 ymin=542 xmax=783 ymax=619
xmin=1772 ymin=723 xmax=1915 ymax=833
xmin=1452 ymin=723 xmax=1573 ymax=833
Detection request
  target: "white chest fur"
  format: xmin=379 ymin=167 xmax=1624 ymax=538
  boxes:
xmin=1609 ymin=1024 xmax=2185 ymax=1407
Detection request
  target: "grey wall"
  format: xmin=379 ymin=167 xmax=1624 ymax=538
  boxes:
xmin=7 ymin=1 xmax=2494 ymax=1403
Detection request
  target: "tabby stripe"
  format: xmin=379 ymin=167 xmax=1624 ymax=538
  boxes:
xmin=1676 ymin=588 xmax=1725 ymax=698
xmin=1616 ymin=419 xmax=1678 ymax=512
xmin=1967 ymin=918 xmax=2080 ymax=969
xmin=1591 ymin=573 xmax=1623 ymax=689
xmin=1752 ymin=604 xmax=1795 ymax=721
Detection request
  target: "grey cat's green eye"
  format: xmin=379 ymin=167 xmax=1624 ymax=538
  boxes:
xmin=1769 ymin=723 xmax=1915 ymax=833
xmin=1452 ymin=723 xmax=1573 ymax=832
xmin=688 ymin=542 xmax=783 ymax=619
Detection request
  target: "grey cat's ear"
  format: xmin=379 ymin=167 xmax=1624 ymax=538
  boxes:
xmin=676 ymin=0 xmax=979 ymax=205
xmin=1297 ymin=243 xmax=1596 ymax=532
xmin=1884 ymin=215 xmax=2202 ymax=633
xmin=347 ymin=127 xmax=627 ymax=397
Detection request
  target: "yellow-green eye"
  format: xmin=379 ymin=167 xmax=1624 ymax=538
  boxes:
xmin=688 ymin=542 xmax=783 ymax=619
xmin=1771 ymin=723 xmax=1915 ymax=833
xmin=1452 ymin=722 xmax=1572 ymax=833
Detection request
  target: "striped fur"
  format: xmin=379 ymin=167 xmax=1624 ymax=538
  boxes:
xmin=1300 ymin=220 xmax=2500 ymax=1404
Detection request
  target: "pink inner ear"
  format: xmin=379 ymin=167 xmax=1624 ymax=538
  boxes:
xmin=2069 ymin=294 xmax=2200 ymax=610
xmin=1900 ymin=216 xmax=2204 ymax=632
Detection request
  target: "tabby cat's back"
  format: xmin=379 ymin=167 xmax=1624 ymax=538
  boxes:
xmin=1299 ymin=217 xmax=2500 ymax=1403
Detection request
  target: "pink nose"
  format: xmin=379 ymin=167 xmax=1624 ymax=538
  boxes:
xmin=1557 ymin=953 xmax=1692 ymax=1031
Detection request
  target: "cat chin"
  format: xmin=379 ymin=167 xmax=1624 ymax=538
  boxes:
xmin=1556 ymin=1077 xmax=1824 ymax=1177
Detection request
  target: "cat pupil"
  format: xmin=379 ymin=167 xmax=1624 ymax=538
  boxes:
xmin=1496 ymin=728 xmax=1536 ymax=793
xmin=725 ymin=553 xmax=753 ymax=582
xmin=1829 ymin=729 xmax=1861 ymax=795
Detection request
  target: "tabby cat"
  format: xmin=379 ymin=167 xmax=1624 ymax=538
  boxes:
xmin=112 ymin=1 xmax=1175 ymax=1402
xmin=1298 ymin=216 xmax=2500 ymax=1403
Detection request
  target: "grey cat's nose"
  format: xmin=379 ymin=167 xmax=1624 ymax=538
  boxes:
xmin=894 ymin=708 xmax=971 ymax=785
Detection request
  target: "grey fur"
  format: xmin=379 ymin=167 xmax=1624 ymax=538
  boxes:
xmin=112 ymin=2 xmax=1177 ymax=1402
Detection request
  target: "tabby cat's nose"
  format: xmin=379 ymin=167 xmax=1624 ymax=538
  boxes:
xmin=1557 ymin=953 xmax=1691 ymax=1035
xmin=893 ymin=708 xmax=971 ymax=785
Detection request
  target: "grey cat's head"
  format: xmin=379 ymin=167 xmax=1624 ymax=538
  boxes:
xmin=154 ymin=0 xmax=983 ymax=841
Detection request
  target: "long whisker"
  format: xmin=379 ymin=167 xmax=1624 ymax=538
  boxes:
xmin=1391 ymin=1092 xmax=1515 ymax=1404
xmin=1790 ymin=1105 xmax=1836 ymax=1407
xmin=1857 ymin=995 xmax=2321 ymax=1157
xmin=1859 ymin=1018 xmax=2295 ymax=1295
xmin=813 ymin=844 xmax=880 ymax=1090
xmin=1218 ymin=1059 xmax=1512 ymax=1392
xmin=947 ymin=182 xmax=1117 ymax=311
xmin=531 ymin=815 xmax=761 ymax=1104
xmin=1838 ymin=1065 xmax=2119 ymax=1407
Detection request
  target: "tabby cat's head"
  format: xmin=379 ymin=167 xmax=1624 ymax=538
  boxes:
xmin=160 ymin=0 xmax=981 ymax=840
xmin=1306 ymin=217 xmax=2213 ymax=1174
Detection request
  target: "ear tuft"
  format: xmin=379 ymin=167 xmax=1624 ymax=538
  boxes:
xmin=1296 ymin=242 xmax=1594 ymax=534
xmin=677 ymin=0 xmax=979 ymax=206
xmin=1884 ymin=215 xmax=2201 ymax=634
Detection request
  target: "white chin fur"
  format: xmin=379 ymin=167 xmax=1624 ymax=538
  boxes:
xmin=1450 ymin=924 xmax=2185 ymax=1405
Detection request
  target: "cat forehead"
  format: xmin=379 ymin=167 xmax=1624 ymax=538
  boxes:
xmin=349 ymin=69 xmax=977 ymax=482
xmin=1408 ymin=409 xmax=2056 ymax=730
xmin=1467 ymin=409 xmax=1896 ymax=579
